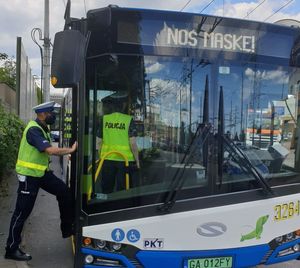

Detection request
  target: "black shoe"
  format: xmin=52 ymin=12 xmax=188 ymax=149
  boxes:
xmin=62 ymin=225 xmax=75 ymax=238
xmin=62 ymin=229 xmax=75 ymax=238
xmin=5 ymin=247 xmax=32 ymax=261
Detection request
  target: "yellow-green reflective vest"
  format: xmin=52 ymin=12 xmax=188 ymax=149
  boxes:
xmin=101 ymin=112 xmax=134 ymax=161
xmin=16 ymin=120 xmax=51 ymax=177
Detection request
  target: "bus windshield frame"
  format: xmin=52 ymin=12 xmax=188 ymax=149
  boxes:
xmin=79 ymin=8 xmax=300 ymax=215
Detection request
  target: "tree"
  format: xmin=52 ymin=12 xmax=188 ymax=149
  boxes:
xmin=0 ymin=53 xmax=16 ymax=90
xmin=0 ymin=103 xmax=24 ymax=176
xmin=0 ymin=52 xmax=8 ymax=60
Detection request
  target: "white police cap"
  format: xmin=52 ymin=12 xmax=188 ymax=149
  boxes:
xmin=32 ymin=101 xmax=55 ymax=113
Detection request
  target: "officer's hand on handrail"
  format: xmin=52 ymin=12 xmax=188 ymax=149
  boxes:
xmin=46 ymin=141 xmax=78 ymax=156
xmin=71 ymin=141 xmax=77 ymax=153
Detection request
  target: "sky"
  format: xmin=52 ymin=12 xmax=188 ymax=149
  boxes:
xmin=1 ymin=0 xmax=300 ymax=84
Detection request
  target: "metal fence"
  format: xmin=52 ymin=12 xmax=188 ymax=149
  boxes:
xmin=0 ymin=83 xmax=16 ymax=113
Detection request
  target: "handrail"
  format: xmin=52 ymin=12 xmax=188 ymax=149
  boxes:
xmin=87 ymin=151 xmax=129 ymax=200
xmin=87 ymin=159 xmax=99 ymax=173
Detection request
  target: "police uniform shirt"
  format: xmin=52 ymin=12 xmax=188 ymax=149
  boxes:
xmin=26 ymin=119 xmax=52 ymax=152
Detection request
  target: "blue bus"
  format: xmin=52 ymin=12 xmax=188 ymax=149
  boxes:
xmin=51 ymin=2 xmax=300 ymax=268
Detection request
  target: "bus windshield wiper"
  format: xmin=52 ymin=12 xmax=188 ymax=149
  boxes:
xmin=158 ymin=75 xmax=211 ymax=213
xmin=157 ymin=123 xmax=212 ymax=213
xmin=217 ymin=86 xmax=272 ymax=195
xmin=222 ymin=135 xmax=273 ymax=195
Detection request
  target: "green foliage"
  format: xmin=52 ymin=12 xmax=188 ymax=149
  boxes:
xmin=0 ymin=104 xmax=24 ymax=176
xmin=0 ymin=53 xmax=16 ymax=90
xmin=0 ymin=53 xmax=8 ymax=60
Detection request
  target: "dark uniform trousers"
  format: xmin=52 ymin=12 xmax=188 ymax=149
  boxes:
xmin=6 ymin=171 xmax=73 ymax=251
xmin=101 ymin=160 xmax=139 ymax=193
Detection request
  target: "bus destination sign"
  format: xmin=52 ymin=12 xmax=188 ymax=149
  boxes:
xmin=117 ymin=18 xmax=295 ymax=59
xmin=166 ymin=27 xmax=255 ymax=53
xmin=118 ymin=20 xmax=257 ymax=54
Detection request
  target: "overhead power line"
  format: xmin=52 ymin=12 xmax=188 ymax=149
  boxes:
xmin=244 ymin=0 xmax=267 ymax=19
xmin=199 ymin=0 xmax=216 ymax=14
xmin=263 ymin=0 xmax=294 ymax=22
xmin=180 ymin=0 xmax=217 ymax=14
xmin=180 ymin=0 xmax=193 ymax=12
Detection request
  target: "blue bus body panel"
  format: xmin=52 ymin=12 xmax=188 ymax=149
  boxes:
xmin=82 ymin=244 xmax=270 ymax=268
xmin=82 ymin=239 xmax=300 ymax=267
xmin=265 ymin=238 xmax=300 ymax=265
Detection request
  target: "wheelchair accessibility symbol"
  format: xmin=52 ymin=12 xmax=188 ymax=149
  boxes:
xmin=111 ymin=228 xmax=125 ymax=242
xmin=127 ymin=229 xmax=140 ymax=243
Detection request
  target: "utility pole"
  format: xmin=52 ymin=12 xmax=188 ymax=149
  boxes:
xmin=43 ymin=0 xmax=50 ymax=102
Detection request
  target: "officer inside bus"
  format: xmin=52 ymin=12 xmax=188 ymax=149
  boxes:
xmin=98 ymin=93 xmax=140 ymax=193
xmin=5 ymin=101 xmax=77 ymax=261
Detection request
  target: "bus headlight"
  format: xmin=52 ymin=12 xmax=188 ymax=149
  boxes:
xmin=286 ymin=232 xmax=294 ymax=240
xmin=85 ymin=254 xmax=94 ymax=264
xmin=111 ymin=242 xmax=122 ymax=251
xmin=95 ymin=239 xmax=106 ymax=249
xmin=293 ymin=244 xmax=300 ymax=252
xmin=275 ymin=236 xmax=283 ymax=243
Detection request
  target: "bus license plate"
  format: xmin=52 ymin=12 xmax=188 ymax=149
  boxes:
xmin=185 ymin=256 xmax=233 ymax=268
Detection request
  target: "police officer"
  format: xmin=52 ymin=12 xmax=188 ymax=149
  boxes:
xmin=99 ymin=94 xmax=140 ymax=193
xmin=5 ymin=101 xmax=77 ymax=261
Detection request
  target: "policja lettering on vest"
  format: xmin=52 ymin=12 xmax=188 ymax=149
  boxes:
xmin=105 ymin=122 xmax=126 ymax=130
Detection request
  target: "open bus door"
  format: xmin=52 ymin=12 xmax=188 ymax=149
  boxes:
xmin=51 ymin=26 xmax=88 ymax=267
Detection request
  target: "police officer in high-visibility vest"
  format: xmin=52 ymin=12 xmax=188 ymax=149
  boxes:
xmin=5 ymin=101 xmax=77 ymax=261
xmin=99 ymin=94 xmax=140 ymax=193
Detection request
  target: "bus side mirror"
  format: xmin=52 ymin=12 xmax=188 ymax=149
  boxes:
xmin=51 ymin=30 xmax=87 ymax=88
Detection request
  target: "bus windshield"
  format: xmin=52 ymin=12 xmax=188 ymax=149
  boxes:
xmin=83 ymin=54 xmax=300 ymax=211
